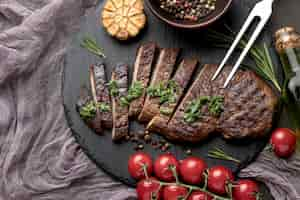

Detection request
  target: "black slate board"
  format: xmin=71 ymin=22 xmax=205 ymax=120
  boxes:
xmin=63 ymin=0 xmax=282 ymax=187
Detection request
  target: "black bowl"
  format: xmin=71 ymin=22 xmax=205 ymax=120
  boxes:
xmin=146 ymin=0 xmax=233 ymax=29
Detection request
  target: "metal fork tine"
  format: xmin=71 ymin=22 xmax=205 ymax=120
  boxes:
xmin=211 ymin=11 xmax=256 ymax=81
xmin=223 ymin=19 xmax=269 ymax=88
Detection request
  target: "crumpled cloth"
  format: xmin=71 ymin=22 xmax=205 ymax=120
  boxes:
xmin=0 ymin=0 xmax=135 ymax=199
xmin=240 ymin=151 xmax=300 ymax=200
xmin=0 ymin=0 xmax=299 ymax=200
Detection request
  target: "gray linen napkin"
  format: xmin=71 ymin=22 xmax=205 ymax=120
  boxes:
xmin=0 ymin=0 xmax=135 ymax=199
xmin=0 ymin=0 xmax=299 ymax=200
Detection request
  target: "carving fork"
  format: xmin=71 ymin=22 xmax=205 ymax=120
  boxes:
xmin=211 ymin=0 xmax=275 ymax=87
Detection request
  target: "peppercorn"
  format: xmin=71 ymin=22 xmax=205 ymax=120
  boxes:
xmin=159 ymin=0 xmax=217 ymax=21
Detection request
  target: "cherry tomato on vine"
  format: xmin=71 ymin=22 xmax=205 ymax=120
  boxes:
xmin=162 ymin=185 xmax=189 ymax=200
xmin=207 ymin=166 xmax=234 ymax=195
xmin=179 ymin=157 xmax=207 ymax=185
xmin=270 ymin=128 xmax=297 ymax=158
xmin=233 ymin=179 xmax=260 ymax=200
xmin=128 ymin=152 xmax=153 ymax=180
xmin=154 ymin=153 xmax=179 ymax=182
xmin=188 ymin=191 xmax=213 ymax=200
xmin=136 ymin=177 xmax=161 ymax=200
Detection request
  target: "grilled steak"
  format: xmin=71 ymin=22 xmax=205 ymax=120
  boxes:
xmin=129 ymin=43 xmax=157 ymax=118
xmin=91 ymin=63 xmax=113 ymax=128
xmin=111 ymin=63 xmax=129 ymax=141
xmin=76 ymin=86 xmax=102 ymax=134
xmin=138 ymin=48 xmax=180 ymax=122
xmin=147 ymin=58 xmax=198 ymax=132
xmin=157 ymin=64 xmax=278 ymax=142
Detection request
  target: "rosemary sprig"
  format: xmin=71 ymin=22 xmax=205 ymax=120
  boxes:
xmin=208 ymin=147 xmax=241 ymax=164
xmin=207 ymin=28 xmax=282 ymax=92
xmin=80 ymin=36 xmax=105 ymax=58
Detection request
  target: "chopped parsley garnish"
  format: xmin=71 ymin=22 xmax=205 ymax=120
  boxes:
xmin=120 ymin=81 xmax=144 ymax=107
xmin=79 ymin=101 xmax=110 ymax=121
xmin=108 ymin=80 xmax=119 ymax=97
xmin=147 ymin=80 xmax=178 ymax=105
xmin=184 ymin=96 xmax=224 ymax=123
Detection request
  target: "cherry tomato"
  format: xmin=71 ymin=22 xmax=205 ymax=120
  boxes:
xmin=207 ymin=166 xmax=234 ymax=195
xmin=270 ymin=128 xmax=297 ymax=158
xmin=162 ymin=185 xmax=188 ymax=200
xmin=154 ymin=153 xmax=179 ymax=182
xmin=188 ymin=191 xmax=213 ymax=200
xmin=233 ymin=179 xmax=259 ymax=200
xmin=179 ymin=157 xmax=207 ymax=184
xmin=136 ymin=177 xmax=161 ymax=200
xmin=128 ymin=152 xmax=153 ymax=180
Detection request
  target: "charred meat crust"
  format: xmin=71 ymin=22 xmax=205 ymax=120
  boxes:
xmin=156 ymin=64 xmax=278 ymax=143
xmin=129 ymin=42 xmax=157 ymax=118
xmin=147 ymin=58 xmax=199 ymax=132
xmin=111 ymin=63 xmax=129 ymax=141
xmin=91 ymin=63 xmax=113 ymax=128
xmin=138 ymin=48 xmax=180 ymax=122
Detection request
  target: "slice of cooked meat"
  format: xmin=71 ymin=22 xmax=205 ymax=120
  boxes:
xmin=138 ymin=48 xmax=180 ymax=122
xmin=129 ymin=42 xmax=157 ymax=118
xmin=89 ymin=66 xmax=103 ymax=133
xmin=164 ymin=64 xmax=217 ymax=142
xmin=157 ymin=64 xmax=278 ymax=143
xmin=111 ymin=63 xmax=129 ymax=141
xmin=217 ymin=69 xmax=278 ymax=139
xmin=91 ymin=63 xmax=113 ymax=128
xmin=76 ymin=86 xmax=102 ymax=134
xmin=147 ymin=58 xmax=198 ymax=132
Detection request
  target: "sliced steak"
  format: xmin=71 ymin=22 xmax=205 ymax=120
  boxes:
xmin=91 ymin=63 xmax=113 ymax=128
xmin=129 ymin=43 xmax=157 ymax=118
xmin=111 ymin=63 xmax=129 ymax=141
xmin=164 ymin=64 xmax=217 ymax=142
xmin=147 ymin=58 xmax=198 ymax=132
xmin=89 ymin=65 xmax=103 ymax=133
xmin=157 ymin=64 xmax=278 ymax=143
xmin=138 ymin=48 xmax=180 ymax=122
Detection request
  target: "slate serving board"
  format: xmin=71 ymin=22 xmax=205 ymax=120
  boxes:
xmin=63 ymin=0 xmax=282 ymax=187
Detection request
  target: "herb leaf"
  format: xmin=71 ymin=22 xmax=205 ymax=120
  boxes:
xmin=147 ymin=80 xmax=178 ymax=105
xmin=208 ymin=96 xmax=224 ymax=117
xmin=184 ymin=96 xmax=224 ymax=123
xmin=79 ymin=101 xmax=111 ymax=121
xmin=119 ymin=81 xmax=144 ymax=107
xmin=108 ymin=80 xmax=119 ymax=97
xmin=80 ymin=36 xmax=105 ymax=58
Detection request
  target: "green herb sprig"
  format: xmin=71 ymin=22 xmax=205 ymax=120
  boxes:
xmin=207 ymin=26 xmax=281 ymax=92
xmin=184 ymin=96 xmax=224 ymax=123
xmin=147 ymin=80 xmax=178 ymax=105
xmin=184 ymin=96 xmax=210 ymax=123
xmin=79 ymin=101 xmax=110 ymax=121
xmin=208 ymin=147 xmax=241 ymax=164
xmin=108 ymin=80 xmax=119 ymax=97
xmin=208 ymin=96 xmax=224 ymax=117
xmin=120 ymin=81 xmax=144 ymax=107
xmin=80 ymin=36 xmax=105 ymax=58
